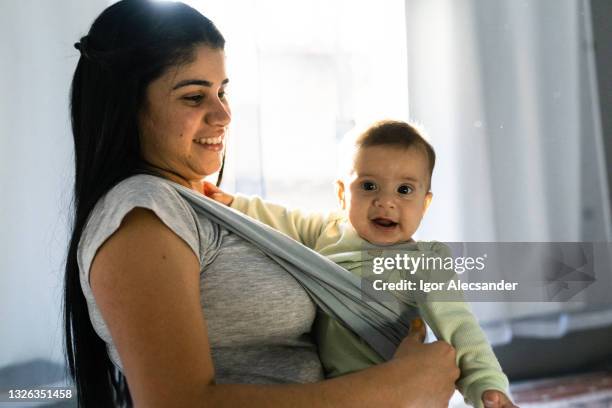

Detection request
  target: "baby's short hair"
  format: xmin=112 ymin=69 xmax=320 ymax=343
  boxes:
xmin=338 ymin=119 xmax=436 ymax=189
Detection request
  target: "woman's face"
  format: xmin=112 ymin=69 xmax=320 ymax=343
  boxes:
xmin=139 ymin=45 xmax=231 ymax=186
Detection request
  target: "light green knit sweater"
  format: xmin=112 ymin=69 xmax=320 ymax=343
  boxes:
xmin=231 ymin=195 xmax=509 ymax=407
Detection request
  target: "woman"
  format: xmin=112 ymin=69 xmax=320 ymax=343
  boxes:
xmin=64 ymin=1 xmax=459 ymax=406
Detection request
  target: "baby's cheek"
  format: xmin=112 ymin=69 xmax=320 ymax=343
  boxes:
xmin=348 ymin=212 xmax=365 ymax=232
xmin=347 ymin=201 xmax=362 ymax=220
xmin=401 ymin=218 xmax=418 ymax=236
xmin=348 ymin=210 xmax=368 ymax=234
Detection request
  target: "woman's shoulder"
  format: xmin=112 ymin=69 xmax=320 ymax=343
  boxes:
xmin=91 ymin=174 xmax=200 ymax=240
xmin=78 ymin=174 xmax=214 ymax=281
xmin=104 ymin=173 xmax=182 ymax=203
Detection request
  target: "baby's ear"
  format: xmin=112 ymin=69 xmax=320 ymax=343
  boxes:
xmin=335 ymin=180 xmax=346 ymax=210
xmin=423 ymin=191 xmax=433 ymax=214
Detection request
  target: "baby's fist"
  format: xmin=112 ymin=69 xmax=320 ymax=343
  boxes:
xmin=202 ymin=181 xmax=234 ymax=206
xmin=482 ymin=390 xmax=518 ymax=408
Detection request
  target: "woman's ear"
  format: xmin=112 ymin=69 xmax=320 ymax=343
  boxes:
xmin=335 ymin=180 xmax=346 ymax=210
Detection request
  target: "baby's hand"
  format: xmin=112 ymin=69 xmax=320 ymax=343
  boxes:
xmin=482 ymin=390 xmax=518 ymax=408
xmin=202 ymin=181 xmax=234 ymax=206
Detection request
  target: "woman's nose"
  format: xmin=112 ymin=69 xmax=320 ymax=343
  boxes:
xmin=206 ymin=99 xmax=231 ymax=127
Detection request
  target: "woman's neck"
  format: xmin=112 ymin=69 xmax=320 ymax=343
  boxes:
xmin=140 ymin=163 xmax=205 ymax=194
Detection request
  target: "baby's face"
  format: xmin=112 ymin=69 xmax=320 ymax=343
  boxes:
xmin=338 ymin=145 xmax=432 ymax=246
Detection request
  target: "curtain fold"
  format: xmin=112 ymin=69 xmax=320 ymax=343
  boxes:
xmin=404 ymin=0 xmax=611 ymax=336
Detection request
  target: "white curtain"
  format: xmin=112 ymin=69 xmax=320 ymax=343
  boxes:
xmin=405 ymin=0 xmax=612 ymax=342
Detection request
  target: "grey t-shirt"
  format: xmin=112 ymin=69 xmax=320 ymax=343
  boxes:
xmin=77 ymin=174 xmax=323 ymax=384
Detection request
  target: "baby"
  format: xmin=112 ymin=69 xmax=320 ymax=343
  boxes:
xmin=206 ymin=120 xmax=515 ymax=408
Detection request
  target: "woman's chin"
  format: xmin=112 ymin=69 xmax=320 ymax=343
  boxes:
xmin=193 ymin=159 xmax=223 ymax=176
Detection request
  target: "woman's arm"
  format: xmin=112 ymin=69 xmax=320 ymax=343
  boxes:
xmin=90 ymin=208 xmax=459 ymax=408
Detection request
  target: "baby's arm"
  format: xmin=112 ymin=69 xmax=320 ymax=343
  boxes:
xmin=203 ymin=182 xmax=326 ymax=249
xmin=420 ymin=300 xmax=513 ymax=407
xmin=378 ymin=242 xmax=514 ymax=408
xmin=416 ymin=244 xmax=513 ymax=408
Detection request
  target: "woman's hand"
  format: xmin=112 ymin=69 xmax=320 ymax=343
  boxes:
xmin=315 ymin=318 xmax=459 ymax=408
xmin=483 ymin=390 xmax=519 ymax=408
xmin=389 ymin=318 xmax=461 ymax=407
xmin=202 ymin=181 xmax=234 ymax=205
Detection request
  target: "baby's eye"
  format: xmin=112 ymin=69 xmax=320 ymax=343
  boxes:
xmin=361 ymin=181 xmax=378 ymax=191
xmin=397 ymin=184 xmax=413 ymax=195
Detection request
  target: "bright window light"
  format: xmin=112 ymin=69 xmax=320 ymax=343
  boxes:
xmin=186 ymin=0 xmax=408 ymax=211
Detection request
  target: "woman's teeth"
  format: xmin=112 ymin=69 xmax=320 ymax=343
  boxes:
xmin=194 ymin=136 xmax=223 ymax=145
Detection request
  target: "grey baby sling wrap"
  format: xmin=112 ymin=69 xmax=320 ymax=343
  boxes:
xmin=172 ymin=182 xmax=420 ymax=360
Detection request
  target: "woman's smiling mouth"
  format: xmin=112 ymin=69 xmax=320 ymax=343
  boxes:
xmin=193 ymin=135 xmax=224 ymax=151
xmin=194 ymin=135 xmax=223 ymax=145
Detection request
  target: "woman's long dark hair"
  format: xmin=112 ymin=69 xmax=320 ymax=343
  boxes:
xmin=64 ymin=1 xmax=225 ymax=406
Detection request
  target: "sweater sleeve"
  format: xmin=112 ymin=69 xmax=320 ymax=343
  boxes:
xmin=231 ymin=194 xmax=326 ymax=249
xmin=377 ymin=242 xmax=509 ymax=407
xmin=420 ymin=301 xmax=509 ymax=407
xmin=417 ymin=243 xmax=510 ymax=408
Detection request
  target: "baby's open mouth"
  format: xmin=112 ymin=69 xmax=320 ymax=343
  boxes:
xmin=371 ymin=218 xmax=399 ymax=228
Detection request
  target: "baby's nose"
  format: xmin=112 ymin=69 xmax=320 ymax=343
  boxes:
xmin=374 ymin=196 xmax=396 ymax=209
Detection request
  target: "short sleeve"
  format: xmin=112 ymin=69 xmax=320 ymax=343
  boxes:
xmin=78 ymin=175 xmax=202 ymax=286
xmin=76 ymin=174 xmax=204 ymax=370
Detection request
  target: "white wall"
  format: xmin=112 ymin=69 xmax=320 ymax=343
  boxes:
xmin=0 ymin=0 xmax=109 ymax=368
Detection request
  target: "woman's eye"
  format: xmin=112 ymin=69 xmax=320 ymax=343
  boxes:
xmin=397 ymin=185 xmax=413 ymax=195
xmin=361 ymin=181 xmax=377 ymax=191
xmin=183 ymin=94 xmax=204 ymax=104
xmin=218 ymin=91 xmax=226 ymax=99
